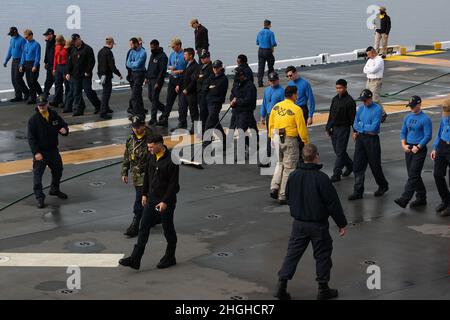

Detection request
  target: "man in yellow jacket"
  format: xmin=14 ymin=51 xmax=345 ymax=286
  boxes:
xmin=269 ymin=85 xmax=309 ymax=204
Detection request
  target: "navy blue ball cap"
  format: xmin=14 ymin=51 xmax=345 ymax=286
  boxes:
xmin=406 ymin=95 xmax=422 ymax=108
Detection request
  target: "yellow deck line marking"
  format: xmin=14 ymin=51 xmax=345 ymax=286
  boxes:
xmin=384 ymin=55 xmax=450 ymax=68
xmin=406 ymin=50 xmax=445 ymax=56
xmin=0 ymin=253 xmax=124 ymax=267
xmin=1 ymin=96 xmax=449 ymax=176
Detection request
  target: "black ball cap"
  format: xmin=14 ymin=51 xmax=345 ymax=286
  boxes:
xmin=268 ymin=72 xmax=279 ymax=81
xmin=200 ymin=51 xmax=210 ymax=59
xmin=43 ymin=28 xmax=54 ymax=36
xmin=130 ymin=115 xmax=146 ymax=128
xmin=212 ymin=60 xmax=223 ymax=69
xmin=359 ymin=89 xmax=373 ymax=101
xmin=406 ymin=95 xmax=422 ymax=108
xmin=71 ymin=33 xmax=81 ymax=41
xmin=37 ymin=94 xmax=48 ymax=106
xmin=366 ymin=46 xmax=375 ymax=52
xmin=8 ymin=26 xmax=18 ymax=36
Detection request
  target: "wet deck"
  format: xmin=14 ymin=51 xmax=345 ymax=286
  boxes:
xmin=0 ymin=51 xmax=449 ymax=300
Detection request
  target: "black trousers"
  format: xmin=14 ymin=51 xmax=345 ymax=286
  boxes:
xmin=331 ymin=126 xmax=353 ymax=176
xmin=11 ymin=58 xmax=29 ymax=99
xmin=33 ymin=149 xmax=63 ymax=200
xmin=229 ymin=109 xmax=236 ymax=129
xmin=133 ymin=186 xmax=144 ymax=221
xmin=82 ymin=75 xmax=101 ymax=110
xmin=179 ymin=93 xmax=198 ymax=125
xmin=163 ymin=76 xmax=180 ymax=119
xmin=278 ymin=220 xmax=333 ymax=284
xmin=44 ymin=66 xmax=54 ymax=96
xmin=100 ymin=76 xmax=112 ymax=115
xmin=353 ymin=134 xmax=388 ymax=195
xmin=198 ymin=93 xmax=208 ymax=131
xmin=24 ymin=61 xmax=42 ymax=101
xmin=130 ymin=71 xmax=145 ymax=116
xmin=204 ymin=103 xmax=226 ymax=145
xmin=71 ymin=77 xmax=86 ymax=113
xmin=54 ymin=64 xmax=68 ymax=105
xmin=433 ymin=141 xmax=450 ymax=204
xmin=148 ymin=79 xmax=165 ymax=121
xmin=234 ymin=110 xmax=259 ymax=150
xmin=132 ymin=197 xmax=177 ymax=261
xmin=65 ymin=77 xmax=85 ymax=113
xmin=265 ymin=116 xmax=272 ymax=158
xmin=257 ymin=48 xmax=275 ymax=84
xmin=400 ymin=146 xmax=427 ymax=201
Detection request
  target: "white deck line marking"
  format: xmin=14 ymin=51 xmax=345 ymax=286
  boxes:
xmin=68 ymin=99 xmax=264 ymax=133
xmin=0 ymin=253 xmax=124 ymax=267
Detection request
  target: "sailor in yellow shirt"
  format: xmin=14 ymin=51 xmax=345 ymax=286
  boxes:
xmin=269 ymin=85 xmax=309 ymax=205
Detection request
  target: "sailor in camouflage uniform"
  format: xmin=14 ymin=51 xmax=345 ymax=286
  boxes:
xmin=121 ymin=115 xmax=158 ymax=237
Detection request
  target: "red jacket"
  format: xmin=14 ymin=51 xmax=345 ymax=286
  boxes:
xmin=53 ymin=44 xmax=67 ymax=73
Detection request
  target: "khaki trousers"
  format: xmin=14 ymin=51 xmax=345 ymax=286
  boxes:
xmin=374 ymin=32 xmax=389 ymax=55
xmin=366 ymin=78 xmax=385 ymax=112
xmin=271 ymin=136 xmax=299 ymax=200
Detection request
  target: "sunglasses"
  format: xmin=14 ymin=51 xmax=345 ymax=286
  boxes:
xmin=286 ymin=74 xmax=294 ymax=78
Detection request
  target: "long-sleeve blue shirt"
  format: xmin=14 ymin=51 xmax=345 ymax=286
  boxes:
xmin=432 ymin=116 xmax=450 ymax=150
xmin=288 ymin=77 xmax=315 ymax=117
xmin=126 ymin=47 xmax=147 ymax=72
xmin=353 ymin=102 xmax=382 ymax=134
xmin=4 ymin=35 xmax=26 ymax=64
xmin=20 ymin=39 xmax=41 ymax=67
xmin=260 ymin=85 xmax=284 ymax=118
xmin=256 ymin=28 xmax=277 ymax=49
xmin=400 ymin=111 xmax=432 ymax=148
xmin=168 ymin=50 xmax=187 ymax=78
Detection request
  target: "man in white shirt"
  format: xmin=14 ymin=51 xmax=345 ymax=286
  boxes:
xmin=363 ymin=46 xmax=387 ymax=122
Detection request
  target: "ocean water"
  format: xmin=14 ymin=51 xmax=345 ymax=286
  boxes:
xmin=0 ymin=0 xmax=449 ymax=90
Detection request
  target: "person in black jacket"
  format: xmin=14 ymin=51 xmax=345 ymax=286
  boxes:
xmin=43 ymin=28 xmax=56 ymax=96
xmin=203 ymin=59 xmax=228 ymax=149
xmin=230 ymin=66 xmax=258 ymax=155
xmin=97 ymin=37 xmax=122 ymax=120
xmin=326 ymin=79 xmax=356 ymax=182
xmin=230 ymin=54 xmax=254 ymax=130
xmin=374 ymin=6 xmax=391 ymax=56
xmin=65 ymin=34 xmax=101 ymax=116
xmin=171 ymin=47 xmax=199 ymax=134
xmin=274 ymin=143 xmax=347 ymax=301
xmin=27 ymin=94 xmax=69 ymax=209
xmin=145 ymin=39 xmax=168 ymax=125
xmin=119 ymin=134 xmax=180 ymax=270
xmin=196 ymin=51 xmax=213 ymax=132
xmin=190 ymin=19 xmax=209 ymax=59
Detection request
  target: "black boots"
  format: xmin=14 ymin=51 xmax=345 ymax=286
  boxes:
xmin=374 ymin=186 xmax=389 ymax=197
xmin=49 ymin=190 xmax=68 ymax=199
xmin=273 ymin=279 xmax=291 ymax=300
xmin=37 ymin=198 xmax=45 ymax=209
xmin=317 ymin=283 xmax=338 ymax=300
xmin=119 ymin=256 xmax=141 ymax=270
xmin=157 ymin=245 xmax=176 ymax=269
xmin=124 ymin=217 xmax=140 ymax=237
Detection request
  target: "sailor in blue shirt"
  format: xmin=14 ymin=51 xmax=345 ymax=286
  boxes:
xmin=3 ymin=26 xmax=29 ymax=102
xmin=430 ymin=99 xmax=450 ymax=217
xmin=394 ymin=96 xmax=432 ymax=209
xmin=285 ymin=65 xmax=316 ymax=126
xmin=256 ymin=19 xmax=277 ymax=87
xmin=260 ymin=72 xmax=284 ymax=162
xmin=126 ymin=37 xmax=147 ymax=116
xmin=19 ymin=29 xmax=42 ymax=104
xmin=158 ymin=38 xmax=188 ymax=125
xmin=349 ymin=89 xmax=388 ymax=200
